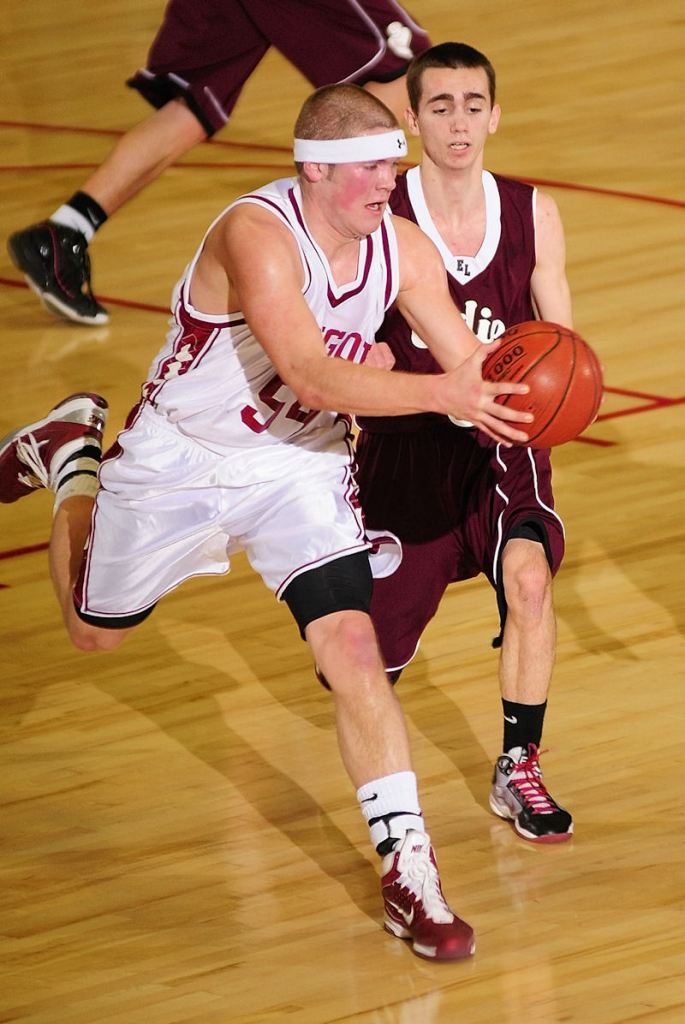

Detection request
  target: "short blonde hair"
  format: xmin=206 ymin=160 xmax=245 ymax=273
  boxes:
xmin=294 ymin=84 xmax=397 ymax=171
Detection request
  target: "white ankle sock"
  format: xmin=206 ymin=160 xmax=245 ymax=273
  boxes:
xmin=50 ymin=205 xmax=95 ymax=242
xmin=357 ymin=771 xmax=424 ymax=851
xmin=53 ymin=473 xmax=99 ymax=513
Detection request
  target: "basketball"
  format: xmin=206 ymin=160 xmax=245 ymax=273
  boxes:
xmin=481 ymin=321 xmax=604 ymax=447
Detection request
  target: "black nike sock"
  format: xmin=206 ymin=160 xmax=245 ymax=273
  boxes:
xmin=502 ymin=698 xmax=547 ymax=753
xmin=66 ymin=191 xmax=108 ymax=234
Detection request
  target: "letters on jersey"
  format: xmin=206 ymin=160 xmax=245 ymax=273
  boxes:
xmin=357 ymin=167 xmax=536 ymax=433
xmin=398 ymin=165 xmax=536 ymax=354
xmin=140 ymin=178 xmax=400 ymax=456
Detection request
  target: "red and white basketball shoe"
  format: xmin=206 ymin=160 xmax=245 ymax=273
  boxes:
xmin=489 ymin=744 xmax=573 ymax=843
xmin=381 ymin=830 xmax=475 ymax=961
xmin=0 ymin=393 xmax=108 ymax=503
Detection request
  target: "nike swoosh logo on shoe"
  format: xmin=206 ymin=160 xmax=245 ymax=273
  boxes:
xmin=386 ymin=900 xmax=414 ymax=926
xmin=503 ymin=714 xmax=518 ymax=724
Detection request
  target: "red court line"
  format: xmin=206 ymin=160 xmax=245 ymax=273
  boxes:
xmin=0 ymin=541 xmax=49 ymax=561
xmin=574 ymin=435 xmax=616 ymax=448
xmin=595 ymin=395 xmax=685 ymax=423
xmin=2 ymin=278 xmax=682 ymax=423
xmin=0 ymin=277 xmax=30 ymax=291
xmin=0 ymin=118 xmax=291 ymax=153
xmin=597 ymin=384 xmax=685 ymax=423
xmin=0 ymin=164 xmax=103 ymax=173
xmin=2 ymin=275 xmax=682 ymax=431
xmin=604 ymin=384 xmax=677 ymax=401
xmin=511 ymin=175 xmax=685 ymax=211
xmin=0 ymin=162 xmax=294 ymax=174
xmin=1 ymin=117 xmax=683 ymax=209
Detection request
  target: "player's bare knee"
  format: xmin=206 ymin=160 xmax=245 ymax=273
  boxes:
xmin=67 ymin=599 xmax=154 ymax=651
xmin=65 ymin=606 xmax=130 ymax=652
xmin=504 ymin=556 xmax=551 ymax=619
xmin=308 ymin=613 xmax=384 ymax=696
xmin=309 ymin=610 xmax=377 ymax=662
xmin=330 ymin=614 xmax=380 ymax=674
xmin=67 ymin=622 xmax=125 ymax=653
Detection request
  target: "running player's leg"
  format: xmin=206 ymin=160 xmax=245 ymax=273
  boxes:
xmin=242 ymin=449 xmax=474 ymax=960
xmin=8 ymin=0 xmax=268 ymax=324
xmin=0 ymin=393 xmax=130 ymax=650
xmin=499 ymin=533 xmax=556 ymax=709
xmin=282 ymin=556 xmax=474 ymax=961
xmin=50 ymin=496 xmax=136 ymax=652
xmin=307 ymin=607 xmax=412 ymax=787
xmin=79 ymin=101 xmax=207 ymax=219
xmin=281 ymin=551 xmax=411 ymax=785
xmin=479 ymin=445 xmax=572 ymax=842
xmin=487 ymin=447 xmax=565 ymax=745
xmin=491 ymin=530 xmax=573 ymax=842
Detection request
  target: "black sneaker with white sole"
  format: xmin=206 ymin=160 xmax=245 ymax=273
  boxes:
xmin=7 ymin=222 xmax=109 ymax=325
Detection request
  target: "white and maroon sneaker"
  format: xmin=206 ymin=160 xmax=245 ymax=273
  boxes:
xmin=0 ymin=393 xmax=107 ymax=503
xmin=489 ymin=744 xmax=573 ymax=843
xmin=381 ymin=830 xmax=475 ymax=961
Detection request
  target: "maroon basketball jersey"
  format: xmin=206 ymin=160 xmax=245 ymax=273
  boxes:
xmin=359 ymin=166 xmax=536 ymax=431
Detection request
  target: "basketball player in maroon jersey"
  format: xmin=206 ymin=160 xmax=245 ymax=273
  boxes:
xmin=356 ymin=43 xmax=575 ymax=843
xmin=8 ymin=0 xmax=431 ymax=326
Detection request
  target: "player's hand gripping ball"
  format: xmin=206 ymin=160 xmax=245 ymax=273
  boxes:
xmin=482 ymin=321 xmax=604 ymax=447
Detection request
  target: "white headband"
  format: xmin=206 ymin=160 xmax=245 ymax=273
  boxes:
xmin=293 ymin=129 xmax=408 ymax=164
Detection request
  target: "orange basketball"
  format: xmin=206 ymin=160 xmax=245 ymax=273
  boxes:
xmin=481 ymin=321 xmax=604 ymax=447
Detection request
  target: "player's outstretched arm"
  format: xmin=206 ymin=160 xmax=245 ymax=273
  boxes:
xmin=201 ymin=205 xmax=529 ymax=440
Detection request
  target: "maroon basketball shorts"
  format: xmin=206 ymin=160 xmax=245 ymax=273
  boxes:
xmin=356 ymin=418 xmax=566 ymax=671
xmin=127 ymin=0 xmax=431 ymax=134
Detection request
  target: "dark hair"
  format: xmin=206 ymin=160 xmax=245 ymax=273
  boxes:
xmin=407 ymin=42 xmax=496 ymax=112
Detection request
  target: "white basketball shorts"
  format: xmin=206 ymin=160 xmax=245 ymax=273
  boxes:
xmin=76 ymin=404 xmax=400 ymax=620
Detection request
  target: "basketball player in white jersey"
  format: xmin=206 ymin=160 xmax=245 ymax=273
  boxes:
xmin=0 ymin=84 xmax=531 ymax=962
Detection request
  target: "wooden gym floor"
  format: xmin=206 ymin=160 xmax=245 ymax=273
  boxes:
xmin=1 ymin=1 xmax=683 ymax=1021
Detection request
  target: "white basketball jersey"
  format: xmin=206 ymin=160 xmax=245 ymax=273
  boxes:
xmin=141 ymin=177 xmax=400 ymax=461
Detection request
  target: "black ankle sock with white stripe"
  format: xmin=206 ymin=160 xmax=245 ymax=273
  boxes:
xmin=51 ymin=191 xmax=108 ymax=243
xmin=66 ymin=191 xmax=108 ymax=232
xmin=502 ymin=699 xmax=547 ymax=753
